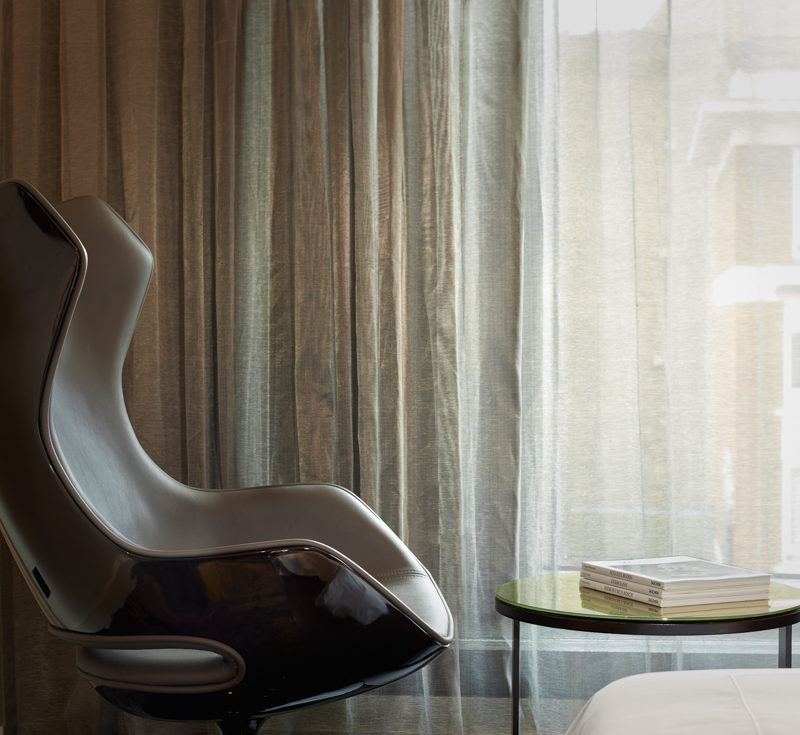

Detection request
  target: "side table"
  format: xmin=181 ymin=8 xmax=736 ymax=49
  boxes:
xmin=495 ymin=572 xmax=800 ymax=735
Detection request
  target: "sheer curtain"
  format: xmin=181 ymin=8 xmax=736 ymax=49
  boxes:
xmin=525 ymin=1 xmax=800 ymax=732
xmin=2 ymin=1 xmax=800 ymax=735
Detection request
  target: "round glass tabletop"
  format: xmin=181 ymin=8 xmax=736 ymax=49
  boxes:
xmin=495 ymin=572 xmax=800 ymax=635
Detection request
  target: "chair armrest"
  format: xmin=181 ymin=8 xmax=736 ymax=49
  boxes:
xmin=49 ymin=627 xmax=245 ymax=693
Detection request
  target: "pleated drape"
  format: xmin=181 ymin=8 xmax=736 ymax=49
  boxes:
xmin=0 ymin=2 xmax=476 ymax=732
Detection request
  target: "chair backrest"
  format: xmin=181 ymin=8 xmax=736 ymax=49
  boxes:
xmin=44 ymin=194 xmax=179 ymax=550
xmin=40 ymin=193 xmax=293 ymax=556
xmin=0 ymin=180 xmax=134 ymax=631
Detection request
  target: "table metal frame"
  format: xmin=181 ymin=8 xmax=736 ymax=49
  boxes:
xmin=495 ymin=576 xmax=800 ymax=735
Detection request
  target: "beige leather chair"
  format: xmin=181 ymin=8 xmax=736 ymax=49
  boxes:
xmin=0 ymin=180 xmax=453 ymax=734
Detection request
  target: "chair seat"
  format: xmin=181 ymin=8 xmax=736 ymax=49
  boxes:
xmin=565 ymin=669 xmax=800 ymax=735
xmin=378 ymin=568 xmax=453 ymax=638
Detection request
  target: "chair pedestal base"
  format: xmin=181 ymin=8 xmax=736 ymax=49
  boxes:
xmin=217 ymin=715 xmax=262 ymax=735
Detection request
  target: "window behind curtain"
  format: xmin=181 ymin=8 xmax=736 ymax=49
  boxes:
xmin=549 ymin=0 xmax=800 ymax=576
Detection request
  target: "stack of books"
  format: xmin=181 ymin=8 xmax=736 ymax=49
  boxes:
xmin=579 ymin=555 xmax=771 ymax=609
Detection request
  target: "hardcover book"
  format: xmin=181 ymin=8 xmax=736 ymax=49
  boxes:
xmin=580 ymin=556 xmax=770 ymax=591
xmin=579 ymin=569 xmax=769 ymax=599
xmin=578 ymin=575 xmax=769 ymax=607
xmin=579 ymin=587 xmax=772 ymax=617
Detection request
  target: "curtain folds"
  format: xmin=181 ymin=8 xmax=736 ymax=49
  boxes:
xmin=2 ymin=1 xmax=800 ymax=734
xmin=1 ymin=2 xmax=485 ymax=732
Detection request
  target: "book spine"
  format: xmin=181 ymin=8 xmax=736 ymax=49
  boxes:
xmin=581 ymin=561 xmax=664 ymax=589
xmin=579 ymin=576 xmax=662 ymax=606
xmin=581 ymin=591 xmax=661 ymax=615
xmin=580 ymin=570 xmax=664 ymax=597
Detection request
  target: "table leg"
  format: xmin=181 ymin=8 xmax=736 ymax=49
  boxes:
xmin=779 ymin=625 xmax=793 ymax=668
xmin=512 ymin=619 xmax=520 ymax=735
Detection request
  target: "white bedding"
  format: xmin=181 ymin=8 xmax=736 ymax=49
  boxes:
xmin=564 ymin=669 xmax=800 ymax=735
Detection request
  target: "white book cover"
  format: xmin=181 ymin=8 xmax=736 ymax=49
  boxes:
xmin=580 ymin=556 xmax=770 ymax=591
